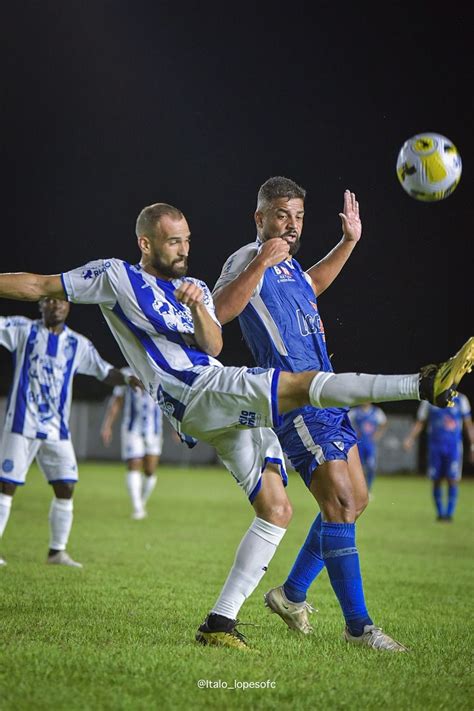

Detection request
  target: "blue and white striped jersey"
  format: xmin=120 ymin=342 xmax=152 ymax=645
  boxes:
xmin=113 ymin=369 xmax=163 ymax=437
xmin=0 ymin=316 xmax=113 ymax=440
xmin=62 ymin=259 xmax=222 ymax=433
xmin=416 ymin=394 xmax=471 ymax=446
xmin=213 ymin=240 xmax=332 ymax=373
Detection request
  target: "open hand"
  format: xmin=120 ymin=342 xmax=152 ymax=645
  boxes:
xmin=339 ymin=190 xmax=362 ymax=243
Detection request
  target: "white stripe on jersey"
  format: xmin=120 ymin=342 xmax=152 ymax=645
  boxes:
xmin=250 ymin=293 xmax=289 ymax=356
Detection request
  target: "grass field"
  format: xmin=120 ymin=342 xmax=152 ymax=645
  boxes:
xmin=0 ymin=462 xmax=472 ymax=710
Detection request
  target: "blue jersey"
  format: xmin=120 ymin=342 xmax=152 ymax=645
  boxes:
xmin=349 ymin=405 xmax=387 ymax=448
xmin=417 ymin=395 xmax=470 ymax=449
xmin=213 ymin=239 xmax=357 ymax=486
xmin=214 ymin=240 xmax=331 ymax=373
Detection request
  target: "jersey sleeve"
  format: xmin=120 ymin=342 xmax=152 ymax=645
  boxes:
xmin=416 ymin=401 xmax=430 ymax=421
xmin=197 ymin=280 xmax=221 ymax=327
xmin=61 ymin=259 xmax=118 ymax=308
xmin=0 ymin=316 xmax=32 ymax=351
xmin=75 ymin=337 xmax=114 ymax=381
xmin=212 ymin=244 xmax=262 ymax=296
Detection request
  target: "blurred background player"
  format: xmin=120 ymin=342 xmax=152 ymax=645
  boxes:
xmin=101 ymin=367 xmax=163 ymax=520
xmin=403 ymin=393 xmax=474 ymax=522
xmin=349 ymin=403 xmax=387 ymax=493
xmin=0 ymin=298 xmax=138 ymax=567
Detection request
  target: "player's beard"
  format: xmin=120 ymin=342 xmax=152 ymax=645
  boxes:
xmin=281 ymin=233 xmax=301 ymax=256
xmin=152 ymin=256 xmax=188 ymax=278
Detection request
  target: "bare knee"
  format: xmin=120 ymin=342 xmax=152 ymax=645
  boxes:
xmin=51 ymin=482 xmax=75 ymax=499
xmin=255 ymin=498 xmax=293 ymax=528
xmin=0 ymin=481 xmax=17 ymax=496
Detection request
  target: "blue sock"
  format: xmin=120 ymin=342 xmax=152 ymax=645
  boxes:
xmin=321 ymin=521 xmax=372 ymax=637
xmin=283 ymin=513 xmax=325 ymax=603
xmin=433 ymin=483 xmax=444 ymax=517
xmin=446 ymin=484 xmax=459 ymax=517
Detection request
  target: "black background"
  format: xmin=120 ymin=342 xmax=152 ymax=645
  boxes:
xmin=1 ymin=1 xmax=472 ymax=412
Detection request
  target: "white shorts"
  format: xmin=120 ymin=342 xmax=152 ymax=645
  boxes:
xmin=180 ymin=366 xmax=286 ymax=501
xmin=0 ymin=431 xmax=78 ymax=486
xmin=121 ymin=429 xmax=163 ymax=461
xmin=181 ymin=366 xmax=281 ymax=437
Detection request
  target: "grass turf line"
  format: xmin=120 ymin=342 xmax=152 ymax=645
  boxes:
xmin=0 ymin=462 xmax=472 ymax=710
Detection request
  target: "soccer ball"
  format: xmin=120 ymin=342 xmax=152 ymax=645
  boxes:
xmin=396 ymin=133 xmax=462 ymax=202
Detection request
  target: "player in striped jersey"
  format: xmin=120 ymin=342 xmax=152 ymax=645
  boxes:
xmin=0 ymin=297 xmax=139 ymax=567
xmin=101 ymin=367 xmax=163 ymax=520
xmin=403 ymin=393 xmax=474 ymax=521
xmin=0 ymin=202 xmax=471 ymax=649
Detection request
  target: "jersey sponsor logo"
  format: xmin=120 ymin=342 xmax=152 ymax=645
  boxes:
xmin=272 ymin=264 xmax=295 ymax=282
xmin=1 ymin=459 xmax=14 ymax=473
xmin=81 ymin=262 xmax=111 ymax=280
xmin=296 ymin=309 xmax=325 ymax=338
xmin=239 ymin=410 xmax=257 ymax=427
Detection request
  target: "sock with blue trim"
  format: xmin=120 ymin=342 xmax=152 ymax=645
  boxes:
xmin=433 ymin=483 xmax=444 ymax=517
xmin=321 ymin=521 xmax=372 ymax=637
xmin=283 ymin=513 xmax=325 ymax=603
xmin=446 ymin=483 xmax=459 ymax=518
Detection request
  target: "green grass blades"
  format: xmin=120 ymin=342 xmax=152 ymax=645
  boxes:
xmin=0 ymin=463 xmax=473 ymax=710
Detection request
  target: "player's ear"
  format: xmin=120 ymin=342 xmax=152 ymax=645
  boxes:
xmin=138 ymin=235 xmax=151 ymax=254
xmin=254 ymin=210 xmax=263 ymax=230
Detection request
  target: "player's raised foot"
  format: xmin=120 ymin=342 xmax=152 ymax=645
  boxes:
xmin=195 ymin=613 xmax=250 ymax=651
xmin=132 ymin=508 xmax=147 ymax=520
xmin=0 ymin=557 xmax=7 ymax=566
xmin=343 ymin=625 xmax=408 ymax=652
xmin=419 ymin=337 xmax=474 ymax=407
xmin=264 ymin=585 xmax=315 ymax=634
xmin=47 ymin=550 xmax=83 ymax=568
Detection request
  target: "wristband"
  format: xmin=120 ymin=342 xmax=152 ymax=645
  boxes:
xmin=120 ymin=368 xmax=132 ymax=386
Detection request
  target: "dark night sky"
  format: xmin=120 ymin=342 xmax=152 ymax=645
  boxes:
xmin=1 ymin=2 xmax=472 ymax=409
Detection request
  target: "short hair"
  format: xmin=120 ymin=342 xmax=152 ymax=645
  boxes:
xmin=135 ymin=203 xmax=184 ymax=238
xmin=257 ymin=176 xmax=306 ymax=211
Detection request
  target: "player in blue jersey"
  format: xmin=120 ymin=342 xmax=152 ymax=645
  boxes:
xmin=349 ymin=403 xmax=387 ymax=492
xmin=101 ymin=367 xmax=164 ymax=520
xmin=0 ymin=297 xmax=139 ymax=567
xmin=213 ymin=177 xmax=412 ymax=650
xmin=0 ymin=203 xmax=472 ymax=649
xmin=403 ymin=394 xmax=474 ymax=521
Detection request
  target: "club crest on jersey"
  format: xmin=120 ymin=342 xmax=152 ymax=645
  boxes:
xmin=151 ymin=298 xmax=193 ymax=332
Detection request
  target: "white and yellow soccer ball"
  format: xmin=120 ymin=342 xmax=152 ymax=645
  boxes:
xmin=396 ymin=133 xmax=462 ymax=202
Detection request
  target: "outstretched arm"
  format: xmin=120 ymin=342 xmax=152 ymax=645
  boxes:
xmin=101 ymin=394 xmax=124 ymax=447
xmin=0 ymin=273 xmax=66 ymax=301
xmin=175 ymin=282 xmax=223 ymax=357
xmin=306 ymin=190 xmax=361 ymax=296
xmin=213 ymin=239 xmax=290 ymax=324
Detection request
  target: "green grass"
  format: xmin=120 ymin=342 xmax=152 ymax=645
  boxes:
xmin=0 ymin=463 xmax=473 ymax=710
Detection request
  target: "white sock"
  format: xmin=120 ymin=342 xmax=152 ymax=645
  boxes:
xmin=0 ymin=493 xmax=13 ymax=538
xmin=309 ymin=372 xmax=420 ymax=408
xmin=49 ymin=498 xmax=73 ymax=551
xmin=141 ymin=474 xmax=157 ymax=504
xmin=126 ymin=471 xmax=143 ymax=513
xmin=211 ymin=517 xmax=286 ymax=620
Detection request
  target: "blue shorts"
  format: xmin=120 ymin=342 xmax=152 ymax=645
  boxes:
xmin=358 ymin=440 xmax=376 ymax=468
xmin=428 ymin=440 xmax=463 ymax=481
xmin=275 ymin=407 xmax=358 ymax=488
